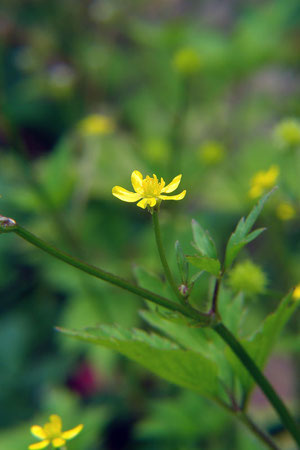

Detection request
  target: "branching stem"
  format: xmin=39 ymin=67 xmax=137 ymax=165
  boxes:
xmin=1 ymin=218 xmax=299 ymax=448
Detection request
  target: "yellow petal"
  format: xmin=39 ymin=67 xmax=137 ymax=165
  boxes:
xmin=31 ymin=426 xmax=47 ymax=440
xmin=161 ymin=174 xmax=182 ymax=193
xmin=61 ymin=424 xmax=84 ymax=440
xmin=148 ymin=197 xmax=157 ymax=207
xmin=52 ymin=438 xmax=66 ymax=448
xmin=137 ymin=197 xmax=157 ymax=209
xmin=28 ymin=440 xmax=50 ymax=449
xmin=249 ymin=185 xmax=262 ymax=199
xmin=159 ymin=190 xmax=186 ymax=200
xmin=112 ymin=186 xmax=141 ymax=202
xmin=131 ymin=170 xmax=144 ymax=194
xmin=49 ymin=415 xmax=62 ymax=432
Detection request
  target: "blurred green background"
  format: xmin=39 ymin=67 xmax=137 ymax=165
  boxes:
xmin=0 ymin=0 xmax=300 ymax=448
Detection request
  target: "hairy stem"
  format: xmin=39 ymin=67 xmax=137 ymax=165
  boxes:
xmin=5 ymin=221 xmax=210 ymax=324
xmin=1 ymin=218 xmax=298 ymax=447
xmin=152 ymin=209 xmax=184 ymax=303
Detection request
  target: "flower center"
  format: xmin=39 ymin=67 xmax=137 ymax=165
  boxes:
xmin=142 ymin=175 xmax=162 ymax=197
xmin=44 ymin=423 xmax=61 ymax=439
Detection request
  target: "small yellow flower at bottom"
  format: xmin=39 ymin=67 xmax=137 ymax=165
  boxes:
xmin=29 ymin=414 xmax=83 ymax=449
xmin=112 ymin=170 xmax=186 ymax=209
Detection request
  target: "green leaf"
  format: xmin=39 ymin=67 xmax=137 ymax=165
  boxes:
xmin=224 ymin=190 xmax=274 ymax=269
xmin=42 ymin=139 xmax=75 ymax=207
xmin=187 ymin=256 xmax=221 ymax=276
xmin=228 ymin=292 xmax=300 ymax=397
xmin=189 ymin=271 xmax=204 ymax=285
xmin=140 ymin=307 xmax=232 ymax=388
xmin=191 ymin=219 xmax=217 ymax=259
xmin=59 ymin=324 xmax=220 ymax=399
xmin=175 ymin=240 xmax=189 ymax=285
xmin=133 ymin=266 xmax=169 ymax=309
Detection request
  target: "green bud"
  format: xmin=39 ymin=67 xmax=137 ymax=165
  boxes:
xmin=227 ymin=260 xmax=267 ymax=296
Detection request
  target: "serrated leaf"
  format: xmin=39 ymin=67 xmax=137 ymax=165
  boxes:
xmin=59 ymin=324 xmax=220 ymax=399
xmin=224 ymin=190 xmax=274 ymax=269
xmin=227 ymin=292 xmax=299 ymax=398
xmin=187 ymin=256 xmax=221 ymax=276
xmin=191 ymin=219 xmax=217 ymax=259
xmin=140 ymin=306 xmax=232 ymax=388
xmin=175 ymin=240 xmax=189 ymax=285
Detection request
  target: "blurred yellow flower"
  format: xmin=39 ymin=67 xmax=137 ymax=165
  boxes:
xmin=197 ymin=140 xmax=225 ymax=165
xmin=173 ymin=48 xmax=201 ymax=75
xmin=112 ymin=170 xmax=186 ymax=209
xmin=276 ymin=202 xmax=296 ymax=221
xmin=29 ymin=414 xmax=83 ymax=449
xmin=274 ymin=119 xmax=300 ymax=148
xmin=293 ymin=284 xmax=300 ymax=300
xmin=78 ymin=114 xmax=115 ymax=136
xmin=249 ymin=165 xmax=279 ymax=199
xmin=228 ymin=260 xmax=267 ymax=295
xmin=143 ymin=138 xmax=171 ymax=164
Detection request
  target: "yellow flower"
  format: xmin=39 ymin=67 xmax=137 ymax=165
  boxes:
xmin=293 ymin=284 xmax=300 ymax=300
xmin=29 ymin=414 xmax=83 ymax=449
xmin=274 ymin=119 xmax=300 ymax=148
xmin=249 ymin=165 xmax=279 ymax=199
xmin=112 ymin=171 xmax=186 ymax=209
xmin=173 ymin=48 xmax=201 ymax=75
xmin=276 ymin=202 xmax=296 ymax=221
xmin=197 ymin=140 xmax=225 ymax=165
xmin=78 ymin=114 xmax=115 ymax=136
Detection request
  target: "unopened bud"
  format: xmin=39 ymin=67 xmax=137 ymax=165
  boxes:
xmin=0 ymin=215 xmax=17 ymax=233
xmin=179 ymin=284 xmax=189 ymax=296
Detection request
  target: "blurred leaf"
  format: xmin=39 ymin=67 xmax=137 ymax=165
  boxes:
xmin=175 ymin=240 xmax=189 ymax=284
xmin=136 ymin=390 xmax=229 ymax=442
xmin=191 ymin=219 xmax=217 ymax=259
xmin=187 ymin=256 xmax=220 ymax=276
xmin=224 ymin=190 xmax=274 ymax=269
xmin=59 ymin=324 xmax=220 ymax=399
xmin=40 ymin=138 xmax=75 ymax=207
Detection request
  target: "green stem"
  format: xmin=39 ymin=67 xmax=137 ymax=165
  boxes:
xmin=1 ymin=218 xmax=298 ymax=446
xmin=152 ymin=209 xmax=184 ymax=303
xmin=3 ymin=220 xmax=209 ymax=324
xmin=238 ymin=412 xmax=280 ymax=450
xmin=216 ymin=392 xmax=279 ymax=449
xmin=210 ymin=276 xmax=222 ymax=315
xmin=214 ymin=322 xmax=300 ymax=448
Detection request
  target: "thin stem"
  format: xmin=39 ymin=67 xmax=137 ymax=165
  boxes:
xmin=1 ymin=218 xmax=298 ymax=446
xmin=7 ymin=222 xmax=210 ymax=324
xmin=214 ymin=322 xmax=300 ymax=448
xmin=152 ymin=209 xmax=184 ymax=303
xmin=238 ymin=412 xmax=280 ymax=450
xmin=210 ymin=276 xmax=221 ymax=314
xmin=215 ymin=396 xmax=279 ymax=450
xmin=218 ymin=382 xmax=279 ymax=449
